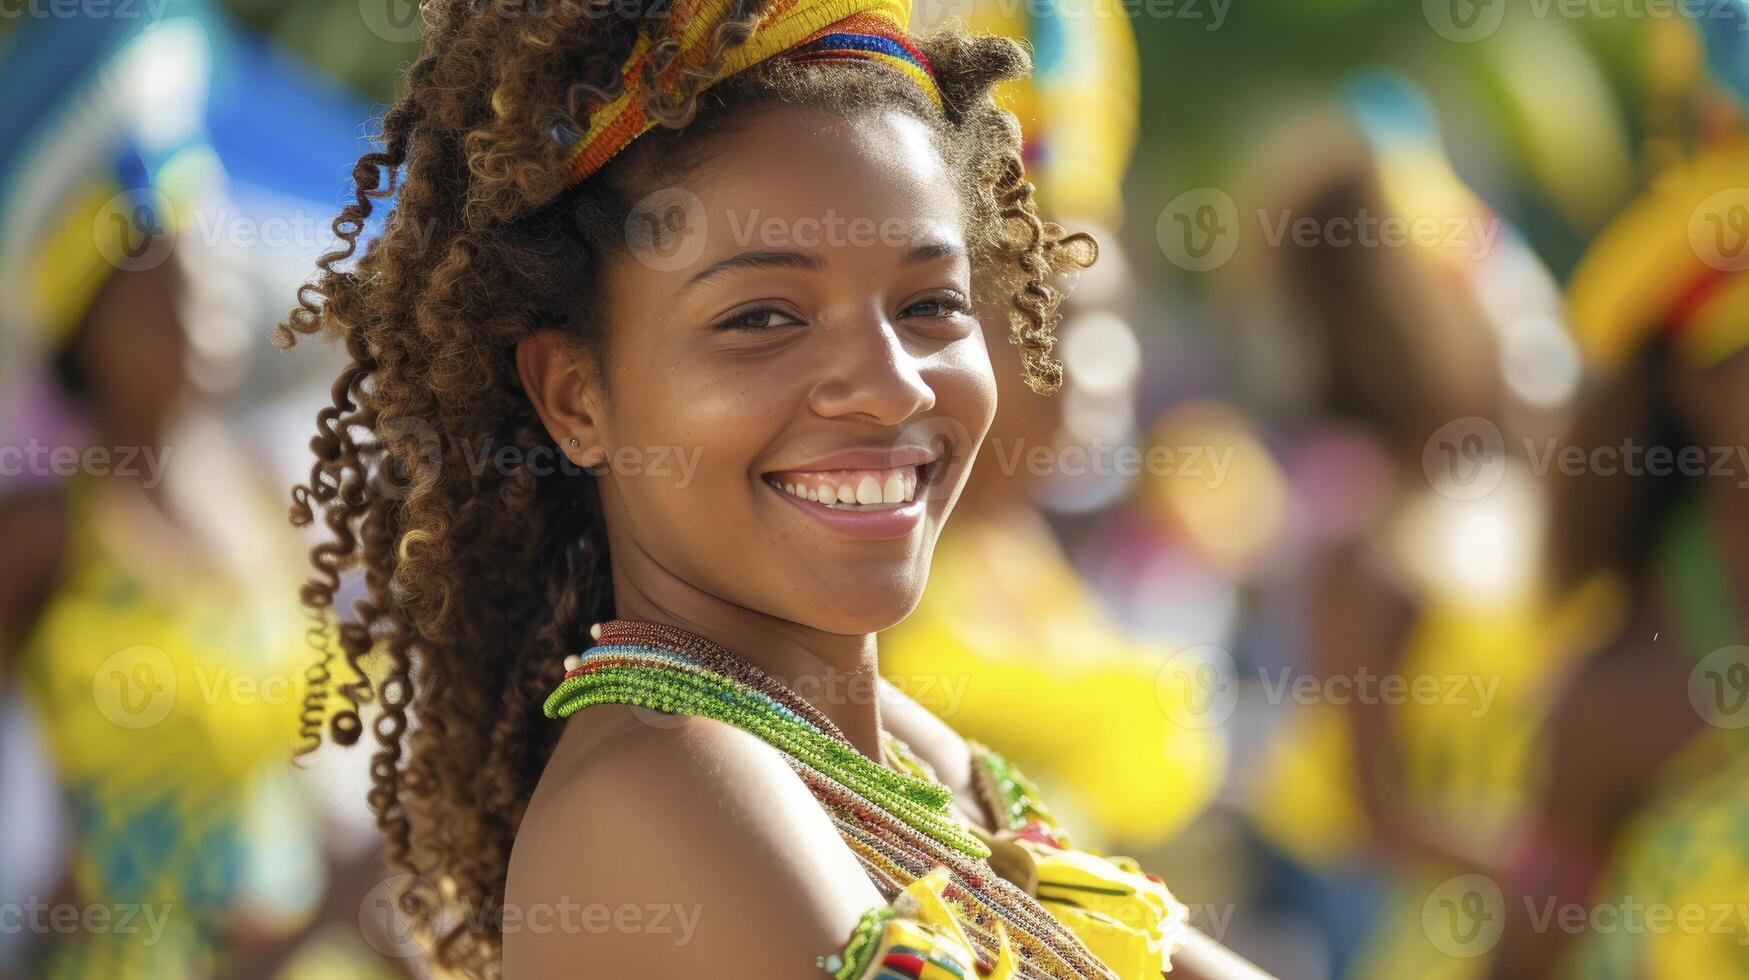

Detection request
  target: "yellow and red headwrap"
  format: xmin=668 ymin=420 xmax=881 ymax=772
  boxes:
xmin=1567 ymin=136 xmax=1749 ymax=375
xmin=564 ymin=0 xmax=941 ymax=184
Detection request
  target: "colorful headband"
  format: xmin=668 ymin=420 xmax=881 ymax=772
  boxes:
xmin=564 ymin=0 xmax=941 ymax=185
xmin=1567 ymin=136 xmax=1749 ymax=375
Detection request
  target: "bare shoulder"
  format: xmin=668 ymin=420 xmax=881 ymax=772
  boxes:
xmin=505 ymin=705 xmax=884 ymax=979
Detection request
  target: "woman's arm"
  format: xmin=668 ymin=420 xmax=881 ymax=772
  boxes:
xmin=1169 ymin=927 xmax=1279 ymax=980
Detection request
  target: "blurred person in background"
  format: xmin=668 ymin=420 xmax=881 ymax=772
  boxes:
xmin=1491 ymin=99 xmax=1749 ymax=980
xmin=1233 ymin=73 xmax=1604 ymax=980
xmin=0 ymin=4 xmax=411 ymax=977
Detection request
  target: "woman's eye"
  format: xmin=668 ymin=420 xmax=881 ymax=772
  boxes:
xmin=900 ymin=292 xmax=970 ymax=319
xmin=716 ymin=307 xmax=802 ymax=331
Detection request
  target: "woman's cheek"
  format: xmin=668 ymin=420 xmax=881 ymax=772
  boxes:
xmin=938 ymin=334 xmax=1000 ymax=445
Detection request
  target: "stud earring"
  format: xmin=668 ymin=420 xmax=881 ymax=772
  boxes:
xmin=569 ymin=438 xmax=580 ymax=449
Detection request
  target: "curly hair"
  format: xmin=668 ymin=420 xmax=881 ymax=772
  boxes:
xmin=274 ymin=1 xmax=1095 ymax=974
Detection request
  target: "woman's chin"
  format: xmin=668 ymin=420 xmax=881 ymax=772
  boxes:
xmin=778 ymin=576 xmax=930 ymax=637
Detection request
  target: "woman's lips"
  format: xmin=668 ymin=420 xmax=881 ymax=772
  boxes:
xmin=762 ymin=463 xmax=931 ymax=539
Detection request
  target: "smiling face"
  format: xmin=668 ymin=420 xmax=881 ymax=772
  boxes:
xmin=526 ymin=106 xmax=998 ymax=634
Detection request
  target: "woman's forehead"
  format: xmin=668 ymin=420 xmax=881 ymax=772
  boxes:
xmin=617 ymin=108 xmax=967 ymax=277
xmin=694 ymin=108 xmax=956 ymax=218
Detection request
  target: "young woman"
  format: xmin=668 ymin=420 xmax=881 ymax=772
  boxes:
xmin=279 ymin=0 xmax=1269 ymax=976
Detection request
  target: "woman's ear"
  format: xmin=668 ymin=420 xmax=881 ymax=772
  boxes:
xmin=516 ymin=330 xmax=608 ymax=468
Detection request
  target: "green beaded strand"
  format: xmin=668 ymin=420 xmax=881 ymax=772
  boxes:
xmin=547 ymin=661 xmax=990 ymax=859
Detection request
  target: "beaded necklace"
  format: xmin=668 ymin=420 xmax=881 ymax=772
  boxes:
xmin=543 ymin=619 xmax=1116 ymax=980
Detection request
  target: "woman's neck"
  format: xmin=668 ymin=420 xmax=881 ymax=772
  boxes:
xmin=606 ymin=560 xmax=887 ymax=762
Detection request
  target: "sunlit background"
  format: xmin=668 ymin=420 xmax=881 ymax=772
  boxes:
xmin=3 ymin=0 xmax=1748 ymax=977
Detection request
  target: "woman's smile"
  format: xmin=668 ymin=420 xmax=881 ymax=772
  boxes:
xmin=760 ymin=444 xmax=946 ymax=539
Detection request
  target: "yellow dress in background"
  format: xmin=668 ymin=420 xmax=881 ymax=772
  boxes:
xmin=1245 ymin=478 xmax=1614 ymax=979
xmin=15 ymin=474 xmax=318 ymax=978
xmin=880 ymin=510 xmax=1226 ymax=849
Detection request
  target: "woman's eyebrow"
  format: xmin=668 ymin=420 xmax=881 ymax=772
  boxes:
xmin=904 ymin=241 xmax=965 ymax=264
xmin=686 ymin=250 xmax=823 ymax=288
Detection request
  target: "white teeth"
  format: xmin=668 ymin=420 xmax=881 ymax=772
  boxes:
xmin=768 ymin=466 xmax=929 ymax=509
xmin=882 ymin=471 xmax=905 ymax=504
